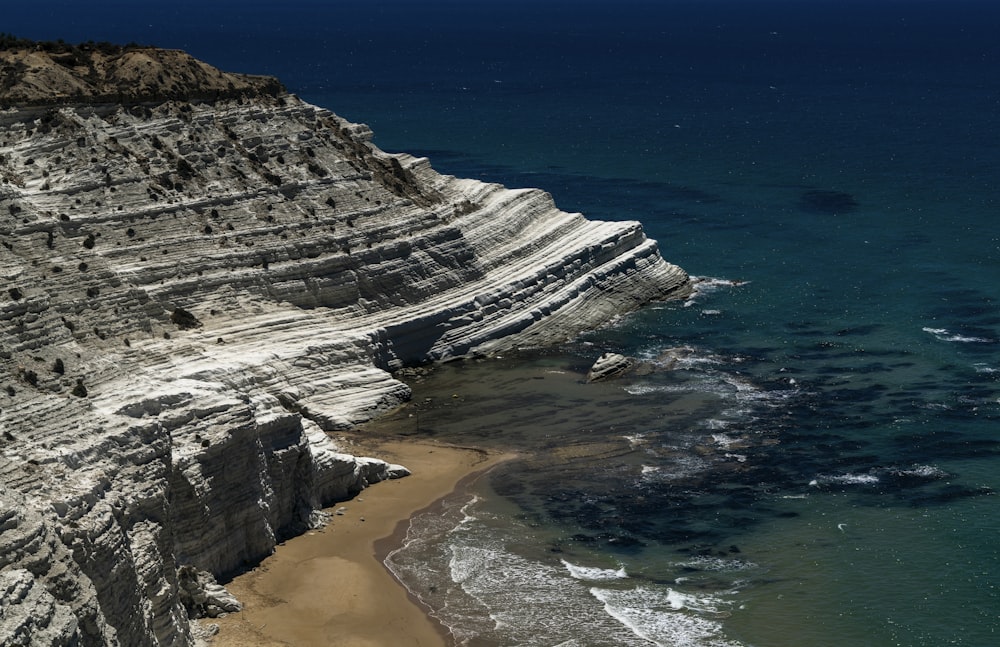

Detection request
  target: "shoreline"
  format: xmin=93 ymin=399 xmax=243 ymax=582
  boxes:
xmin=206 ymin=436 xmax=511 ymax=647
xmin=371 ymin=465 xmax=493 ymax=643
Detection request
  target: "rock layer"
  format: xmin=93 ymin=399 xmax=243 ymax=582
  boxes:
xmin=0 ymin=47 xmax=690 ymax=646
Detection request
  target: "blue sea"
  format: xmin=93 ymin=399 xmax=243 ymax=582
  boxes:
xmin=10 ymin=1 xmax=1000 ymax=645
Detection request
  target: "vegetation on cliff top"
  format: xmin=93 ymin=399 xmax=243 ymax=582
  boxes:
xmin=0 ymin=35 xmax=284 ymax=106
xmin=0 ymin=33 xmax=146 ymax=54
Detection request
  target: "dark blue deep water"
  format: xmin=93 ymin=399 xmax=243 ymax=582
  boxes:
xmin=9 ymin=2 xmax=1000 ymax=645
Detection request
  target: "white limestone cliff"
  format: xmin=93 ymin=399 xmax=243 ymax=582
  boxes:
xmin=0 ymin=46 xmax=690 ymax=646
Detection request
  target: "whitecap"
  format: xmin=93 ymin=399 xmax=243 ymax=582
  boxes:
xmin=809 ymin=465 xmax=951 ymax=487
xmin=885 ymin=464 xmax=949 ymax=480
xmin=831 ymin=473 xmax=880 ymax=485
xmin=810 ymin=472 xmax=880 ymax=486
xmin=922 ymin=326 xmax=994 ymax=343
xmin=684 ymin=276 xmax=750 ymax=308
xmin=562 ymin=559 xmax=628 ymax=581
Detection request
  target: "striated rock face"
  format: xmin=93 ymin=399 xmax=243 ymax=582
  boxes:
xmin=0 ymin=46 xmax=690 ymax=646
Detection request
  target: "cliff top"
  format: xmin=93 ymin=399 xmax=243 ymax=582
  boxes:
xmin=0 ymin=37 xmax=284 ymax=106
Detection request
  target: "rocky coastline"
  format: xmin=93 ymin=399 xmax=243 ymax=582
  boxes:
xmin=0 ymin=43 xmax=690 ymax=645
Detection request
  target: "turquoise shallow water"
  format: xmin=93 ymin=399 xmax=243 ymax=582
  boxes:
xmin=9 ymin=1 xmax=1000 ymax=644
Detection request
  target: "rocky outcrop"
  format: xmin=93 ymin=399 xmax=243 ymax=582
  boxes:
xmin=0 ymin=46 xmax=690 ymax=646
xmin=0 ymin=568 xmax=80 ymax=646
xmin=585 ymin=346 xmax=706 ymax=382
xmin=586 ymin=352 xmax=634 ymax=382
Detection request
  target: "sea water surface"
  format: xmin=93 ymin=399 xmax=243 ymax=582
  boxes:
xmin=9 ymin=1 xmax=1000 ymax=645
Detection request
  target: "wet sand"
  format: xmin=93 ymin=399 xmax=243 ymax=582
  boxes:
xmin=207 ymin=436 xmax=509 ymax=647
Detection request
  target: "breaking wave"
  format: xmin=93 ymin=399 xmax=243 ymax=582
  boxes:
xmin=590 ymin=586 xmax=743 ymax=647
xmin=387 ymin=491 xmax=750 ymax=647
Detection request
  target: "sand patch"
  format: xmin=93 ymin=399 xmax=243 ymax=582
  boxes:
xmin=206 ymin=437 xmax=508 ymax=647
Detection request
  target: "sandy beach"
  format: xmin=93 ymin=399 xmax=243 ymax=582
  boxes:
xmin=206 ymin=436 xmax=508 ymax=647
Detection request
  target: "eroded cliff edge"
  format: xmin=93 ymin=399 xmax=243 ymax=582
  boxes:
xmin=0 ymin=44 xmax=690 ymax=646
